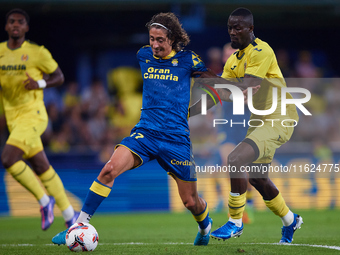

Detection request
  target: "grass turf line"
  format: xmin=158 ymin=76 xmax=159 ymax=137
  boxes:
xmin=0 ymin=209 xmax=339 ymax=254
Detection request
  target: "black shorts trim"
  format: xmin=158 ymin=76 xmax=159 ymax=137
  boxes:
xmin=243 ymin=138 xmax=260 ymax=162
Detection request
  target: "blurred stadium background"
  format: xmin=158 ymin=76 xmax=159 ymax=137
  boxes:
xmin=1 ymin=0 xmax=340 ymax=218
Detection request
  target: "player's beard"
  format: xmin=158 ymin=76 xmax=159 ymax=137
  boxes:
xmin=10 ymin=34 xmax=20 ymax=40
xmin=152 ymin=46 xmax=164 ymax=55
xmin=231 ymin=41 xmax=241 ymax=49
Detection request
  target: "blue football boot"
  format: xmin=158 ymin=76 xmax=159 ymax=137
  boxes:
xmin=211 ymin=221 xmax=243 ymax=240
xmin=52 ymin=229 xmax=68 ymax=245
xmin=279 ymin=214 xmax=303 ymax=243
xmin=40 ymin=196 xmax=55 ymax=231
xmin=194 ymin=217 xmax=213 ymax=245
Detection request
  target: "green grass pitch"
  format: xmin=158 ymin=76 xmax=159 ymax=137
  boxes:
xmin=1 ymin=209 xmax=339 ymax=254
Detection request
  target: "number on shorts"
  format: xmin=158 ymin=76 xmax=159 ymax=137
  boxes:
xmin=130 ymin=132 xmax=144 ymax=139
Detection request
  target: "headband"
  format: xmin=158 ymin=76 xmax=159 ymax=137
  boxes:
xmin=150 ymin=23 xmax=171 ymax=33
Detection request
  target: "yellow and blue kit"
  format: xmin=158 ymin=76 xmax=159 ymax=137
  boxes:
xmin=82 ymin=46 xmax=210 ymax=230
xmin=118 ymin=46 xmax=207 ymax=182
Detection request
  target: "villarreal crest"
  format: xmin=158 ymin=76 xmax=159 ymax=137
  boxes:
xmin=21 ymin=54 xmax=29 ymax=61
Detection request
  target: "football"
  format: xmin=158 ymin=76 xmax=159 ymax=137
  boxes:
xmin=65 ymin=222 xmax=99 ymax=252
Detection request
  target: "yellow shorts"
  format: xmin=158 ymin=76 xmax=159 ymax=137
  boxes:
xmin=246 ymin=119 xmax=295 ymax=164
xmin=5 ymin=103 xmax=48 ymax=159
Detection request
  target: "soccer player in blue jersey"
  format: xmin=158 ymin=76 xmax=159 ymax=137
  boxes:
xmin=52 ymin=12 xmax=212 ymax=246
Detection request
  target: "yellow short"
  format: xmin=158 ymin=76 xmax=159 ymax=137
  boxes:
xmin=246 ymin=119 xmax=295 ymax=164
xmin=5 ymin=103 xmax=48 ymax=159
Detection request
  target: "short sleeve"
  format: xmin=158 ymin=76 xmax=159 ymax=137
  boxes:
xmin=191 ymin=51 xmax=207 ymax=72
xmin=37 ymin=46 xmax=58 ymax=74
xmin=244 ymin=47 xmax=273 ymax=78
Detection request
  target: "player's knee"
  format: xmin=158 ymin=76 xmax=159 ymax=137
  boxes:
xmin=1 ymin=151 xmax=15 ymax=169
xmin=227 ymin=152 xmax=241 ymax=167
xmin=100 ymin=162 xmax=120 ymax=181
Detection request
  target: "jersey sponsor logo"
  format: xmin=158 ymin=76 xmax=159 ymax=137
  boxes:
xmin=254 ymin=48 xmax=262 ymax=52
xmin=143 ymin=67 xmax=178 ymax=81
xmin=231 ymin=65 xmax=237 ymax=70
xmin=171 ymin=159 xmax=193 ymax=166
xmin=146 ymin=59 xmax=150 ymax=63
xmin=172 ymin=59 xmax=178 ymax=66
xmin=21 ymin=54 xmax=29 ymax=61
xmin=1 ymin=64 xmax=26 ymax=71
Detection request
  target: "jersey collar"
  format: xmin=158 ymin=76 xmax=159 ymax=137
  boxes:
xmin=7 ymin=40 xmax=26 ymax=50
xmin=153 ymin=49 xmax=177 ymax=60
xmin=236 ymin=38 xmax=257 ymax=60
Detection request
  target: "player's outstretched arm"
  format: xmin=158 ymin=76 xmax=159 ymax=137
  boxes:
xmin=189 ymin=94 xmax=216 ymax=117
xmin=189 ymin=84 xmax=260 ymax=117
xmin=24 ymin=66 xmax=64 ymax=90
xmin=190 ymin=69 xmax=261 ymax=117
xmin=193 ymin=69 xmax=262 ymax=91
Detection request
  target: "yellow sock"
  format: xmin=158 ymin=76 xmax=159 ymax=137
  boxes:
xmin=264 ymin=192 xmax=289 ymax=217
xmin=6 ymin=160 xmax=45 ymax=200
xmin=246 ymin=190 xmax=253 ymax=201
xmin=39 ymin=166 xmax=71 ymax=211
xmin=229 ymin=192 xmax=247 ymax=219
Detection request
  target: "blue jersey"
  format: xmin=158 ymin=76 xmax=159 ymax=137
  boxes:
xmin=135 ymin=46 xmax=207 ymax=134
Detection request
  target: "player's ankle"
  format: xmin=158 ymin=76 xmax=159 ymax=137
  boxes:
xmin=198 ymin=222 xmax=211 ymax=235
xmin=229 ymin=217 xmax=242 ymax=227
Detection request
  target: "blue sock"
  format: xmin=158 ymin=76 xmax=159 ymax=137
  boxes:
xmin=193 ymin=204 xmax=210 ymax=229
xmin=82 ymin=179 xmax=111 ymax=216
xmin=198 ymin=213 xmax=210 ymax=229
xmin=82 ymin=190 xmax=106 ymax=216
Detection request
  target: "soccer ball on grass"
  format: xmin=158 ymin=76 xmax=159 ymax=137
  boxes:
xmin=66 ymin=222 xmax=99 ymax=252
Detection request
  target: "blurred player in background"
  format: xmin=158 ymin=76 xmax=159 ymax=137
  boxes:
xmin=190 ymin=7 xmax=302 ymax=243
xmin=53 ymin=12 xmax=212 ymax=246
xmin=0 ymin=8 xmax=78 ymax=230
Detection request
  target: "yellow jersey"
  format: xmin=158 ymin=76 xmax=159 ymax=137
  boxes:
xmin=0 ymin=40 xmax=58 ymax=112
xmin=221 ymin=38 xmax=298 ymax=122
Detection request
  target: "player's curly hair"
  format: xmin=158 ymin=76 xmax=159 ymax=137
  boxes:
xmin=146 ymin=12 xmax=190 ymax=52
